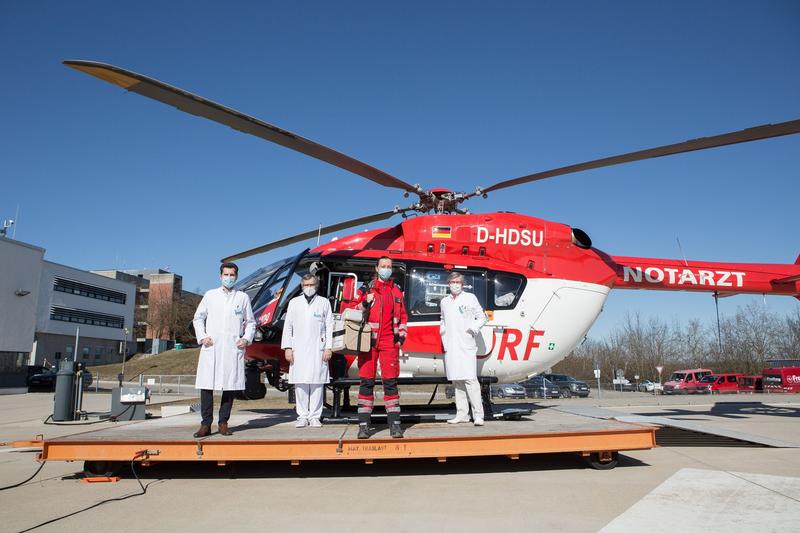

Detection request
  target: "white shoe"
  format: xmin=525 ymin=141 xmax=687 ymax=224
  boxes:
xmin=295 ymin=418 xmax=308 ymax=428
xmin=309 ymin=419 xmax=322 ymax=428
xmin=447 ymin=417 xmax=469 ymax=424
xmin=473 ymin=419 xmax=484 ymax=426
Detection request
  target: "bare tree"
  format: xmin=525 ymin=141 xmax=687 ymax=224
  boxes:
xmin=555 ymin=302 xmax=800 ymax=380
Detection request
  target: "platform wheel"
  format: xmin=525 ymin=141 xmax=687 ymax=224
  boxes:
xmin=586 ymin=451 xmax=618 ymax=470
xmin=83 ymin=460 xmax=124 ymax=477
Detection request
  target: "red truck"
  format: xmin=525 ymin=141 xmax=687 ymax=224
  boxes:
xmin=762 ymin=367 xmax=800 ymax=393
xmin=662 ymin=368 xmax=713 ymax=394
xmin=697 ymin=373 xmax=743 ymax=394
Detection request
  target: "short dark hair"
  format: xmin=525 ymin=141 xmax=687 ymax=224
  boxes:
xmin=220 ymin=262 xmax=239 ymax=275
xmin=377 ymin=256 xmax=392 ymax=265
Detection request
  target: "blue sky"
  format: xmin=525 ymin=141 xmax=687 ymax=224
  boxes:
xmin=2 ymin=1 xmax=798 ymax=338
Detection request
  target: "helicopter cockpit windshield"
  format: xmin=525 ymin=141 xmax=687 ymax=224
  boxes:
xmin=236 ymin=257 xmax=293 ymax=301
xmin=246 ymin=249 xmax=310 ymax=328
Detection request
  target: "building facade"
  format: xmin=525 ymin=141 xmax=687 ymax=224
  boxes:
xmin=0 ymin=238 xmax=44 ymax=392
xmin=93 ymin=269 xmax=201 ymax=354
xmin=31 ymin=261 xmax=136 ymax=367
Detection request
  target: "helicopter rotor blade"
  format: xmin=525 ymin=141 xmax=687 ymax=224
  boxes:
xmin=63 ymin=60 xmax=419 ymax=194
xmin=221 ymin=208 xmax=406 ymax=262
xmin=478 ymin=119 xmax=800 ymax=196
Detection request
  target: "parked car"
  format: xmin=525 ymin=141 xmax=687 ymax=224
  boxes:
xmin=613 ymin=378 xmax=638 ymax=392
xmin=662 ymin=368 xmax=712 ymax=394
xmin=542 ymin=373 xmax=590 ymax=398
xmin=738 ymin=375 xmax=763 ymax=394
xmin=518 ymin=376 xmax=561 ymax=398
xmin=26 ymin=365 xmax=50 ymax=382
xmin=490 ymin=383 xmax=526 ymax=399
xmin=697 ymin=373 xmax=743 ymax=394
xmin=762 ymin=366 xmax=800 ymax=393
xmin=638 ymin=380 xmax=663 ymax=393
xmin=27 ymin=368 xmax=93 ymax=391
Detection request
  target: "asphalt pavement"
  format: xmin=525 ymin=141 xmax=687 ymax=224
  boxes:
xmin=1 ymin=391 xmax=798 ymax=532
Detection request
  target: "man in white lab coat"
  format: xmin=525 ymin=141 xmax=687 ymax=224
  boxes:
xmin=440 ymin=271 xmax=488 ymax=426
xmin=192 ymin=262 xmax=255 ymax=438
xmin=281 ymin=274 xmax=333 ymax=428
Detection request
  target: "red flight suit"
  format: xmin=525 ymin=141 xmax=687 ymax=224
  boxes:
xmin=354 ymin=278 xmax=408 ymax=419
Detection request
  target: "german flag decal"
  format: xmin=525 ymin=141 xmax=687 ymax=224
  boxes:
xmin=432 ymin=226 xmax=452 ymax=239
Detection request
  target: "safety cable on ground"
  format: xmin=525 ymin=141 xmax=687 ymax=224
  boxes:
xmin=43 ymin=404 xmax=134 ymax=426
xmin=0 ymin=461 xmax=46 ymax=491
xmin=18 ymin=450 xmax=158 ymax=533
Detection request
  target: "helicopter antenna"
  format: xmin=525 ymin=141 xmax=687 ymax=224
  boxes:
xmin=316 ymin=223 xmax=322 ymax=246
xmin=676 ymin=236 xmax=689 ymax=267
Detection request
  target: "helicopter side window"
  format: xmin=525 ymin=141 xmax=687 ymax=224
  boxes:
xmin=407 ymin=267 xmax=487 ymax=322
xmin=490 ymin=273 xmax=525 ymax=310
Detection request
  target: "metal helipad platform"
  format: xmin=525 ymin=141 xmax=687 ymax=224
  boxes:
xmin=29 ymin=406 xmax=656 ymax=469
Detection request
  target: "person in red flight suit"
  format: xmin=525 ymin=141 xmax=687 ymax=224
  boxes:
xmin=354 ymin=256 xmax=408 ymax=439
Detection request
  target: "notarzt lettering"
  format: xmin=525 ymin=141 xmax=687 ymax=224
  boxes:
xmin=623 ymin=266 xmax=745 ymax=287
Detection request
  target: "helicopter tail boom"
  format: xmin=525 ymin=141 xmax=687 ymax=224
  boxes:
xmin=610 ymin=255 xmax=800 ymax=297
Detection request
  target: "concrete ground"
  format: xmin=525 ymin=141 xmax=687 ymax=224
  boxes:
xmin=1 ymin=391 xmax=799 ymax=532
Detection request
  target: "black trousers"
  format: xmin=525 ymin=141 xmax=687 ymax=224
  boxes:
xmin=200 ymin=389 xmax=235 ymax=426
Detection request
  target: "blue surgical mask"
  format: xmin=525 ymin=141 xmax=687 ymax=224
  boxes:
xmin=378 ymin=268 xmax=392 ymax=281
xmin=221 ymin=276 xmax=236 ymax=289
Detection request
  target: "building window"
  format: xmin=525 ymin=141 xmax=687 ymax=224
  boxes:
xmin=50 ymin=306 xmax=125 ymax=329
xmin=0 ymin=352 xmax=27 ymax=372
xmin=55 ymin=352 xmax=62 ymax=360
xmin=53 ymin=277 xmax=127 ymax=304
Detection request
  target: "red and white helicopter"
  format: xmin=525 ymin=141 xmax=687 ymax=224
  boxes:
xmin=65 ymin=60 xmax=800 ymax=400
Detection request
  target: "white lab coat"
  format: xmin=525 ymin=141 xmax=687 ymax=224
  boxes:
xmin=440 ymin=292 xmax=488 ymax=381
xmin=193 ymin=287 xmax=256 ymax=391
xmin=281 ymin=294 xmax=333 ymax=384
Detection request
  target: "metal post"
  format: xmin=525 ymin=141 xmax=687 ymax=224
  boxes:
xmin=714 ymin=291 xmax=723 ymax=356
xmin=75 ymin=369 xmax=84 ymax=419
xmin=73 ymin=326 xmax=80 ymax=362
xmin=121 ymin=327 xmax=129 ymax=380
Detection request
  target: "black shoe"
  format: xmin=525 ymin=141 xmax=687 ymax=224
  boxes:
xmin=390 ymin=423 xmax=404 ymax=439
xmin=357 ymin=425 xmax=371 ymax=439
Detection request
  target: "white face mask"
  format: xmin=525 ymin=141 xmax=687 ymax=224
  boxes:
xmin=302 ymin=287 xmax=316 ymax=298
xmin=221 ymin=275 xmax=236 ymax=289
xmin=449 ymin=283 xmax=463 ymax=295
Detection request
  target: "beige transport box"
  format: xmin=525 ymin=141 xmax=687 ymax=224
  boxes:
xmin=332 ymin=308 xmax=372 ymax=354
